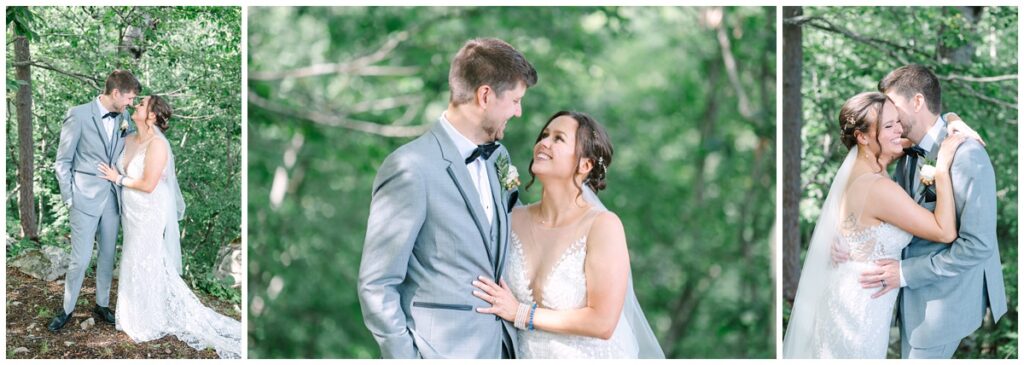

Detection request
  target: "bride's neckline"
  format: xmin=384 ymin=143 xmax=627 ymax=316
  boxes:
xmin=527 ymin=203 xmax=593 ymax=229
xmin=123 ymin=134 xmax=160 ymax=166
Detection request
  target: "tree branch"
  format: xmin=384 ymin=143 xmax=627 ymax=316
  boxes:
xmin=789 ymin=13 xmax=1018 ymax=111
xmin=13 ymin=59 xmax=101 ymax=90
xmin=784 ymin=14 xmax=918 ymax=65
xmin=716 ymin=11 xmax=754 ymax=120
xmin=248 ymin=30 xmax=411 ymax=81
xmin=248 ymin=92 xmax=431 ymax=138
xmin=939 ymin=73 xmax=1017 ymax=83
xmin=950 ymin=79 xmax=1019 ymax=110
xmin=174 ymin=114 xmax=217 ymax=121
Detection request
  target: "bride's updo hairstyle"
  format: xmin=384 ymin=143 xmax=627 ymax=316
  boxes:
xmin=148 ymin=95 xmax=173 ymax=132
xmin=838 ymin=92 xmax=890 ymax=172
xmin=838 ymin=92 xmax=887 ymax=150
xmin=526 ymin=111 xmax=614 ymax=198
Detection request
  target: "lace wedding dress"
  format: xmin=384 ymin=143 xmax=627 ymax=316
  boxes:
xmin=506 ymin=206 xmax=636 ymax=358
xmin=791 ymin=170 xmax=913 ymax=358
xmin=811 ymin=222 xmax=911 ymax=358
xmin=115 ymin=136 xmax=242 ymax=359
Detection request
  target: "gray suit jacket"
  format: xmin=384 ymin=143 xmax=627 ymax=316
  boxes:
xmin=54 ymin=100 xmax=128 ymax=216
xmin=358 ymin=120 xmax=518 ymax=358
xmin=894 ymin=127 xmax=1007 ymax=348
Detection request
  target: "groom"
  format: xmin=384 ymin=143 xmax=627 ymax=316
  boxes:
xmin=50 ymin=70 xmax=140 ymax=332
xmin=859 ymin=64 xmax=1007 ymax=358
xmin=358 ymin=38 xmax=537 ymax=358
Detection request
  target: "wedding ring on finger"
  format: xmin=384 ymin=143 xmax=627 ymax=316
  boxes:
xmin=881 ymin=280 xmax=887 ymax=289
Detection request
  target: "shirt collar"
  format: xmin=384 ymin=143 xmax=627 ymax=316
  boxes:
xmin=96 ymin=97 xmax=112 ymax=118
xmin=917 ymin=115 xmax=946 ymax=153
xmin=439 ymin=111 xmax=479 ymax=162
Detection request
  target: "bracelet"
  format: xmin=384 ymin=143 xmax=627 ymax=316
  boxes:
xmin=528 ymin=303 xmax=537 ymax=331
xmin=116 ymin=175 xmax=124 ymax=186
xmin=513 ymin=303 xmax=530 ymax=330
xmin=122 ymin=177 xmax=134 ymax=186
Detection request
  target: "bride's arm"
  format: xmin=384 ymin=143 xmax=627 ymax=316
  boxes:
xmin=97 ymin=141 xmax=168 ymax=193
xmin=475 ymin=212 xmax=630 ymax=340
xmin=869 ymin=136 xmax=967 ymax=244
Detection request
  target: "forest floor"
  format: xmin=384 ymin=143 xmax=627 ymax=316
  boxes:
xmin=5 ymin=265 xmax=241 ymax=359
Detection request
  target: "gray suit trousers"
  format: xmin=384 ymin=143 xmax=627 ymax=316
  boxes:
xmin=64 ymin=193 xmax=120 ymax=314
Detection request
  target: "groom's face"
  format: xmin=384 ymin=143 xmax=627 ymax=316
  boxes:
xmin=111 ymin=89 xmax=138 ymax=113
xmin=482 ymin=81 xmax=526 ymax=141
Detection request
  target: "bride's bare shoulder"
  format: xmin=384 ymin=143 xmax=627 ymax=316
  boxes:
xmin=588 ymin=211 xmax=624 ymax=242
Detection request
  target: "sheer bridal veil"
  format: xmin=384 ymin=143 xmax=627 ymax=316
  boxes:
xmin=582 ymin=185 xmax=666 ymax=359
xmin=782 ymin=146 xmax=857 ymax=358
xmin=157 ymin=129 xmax=187 ymax=275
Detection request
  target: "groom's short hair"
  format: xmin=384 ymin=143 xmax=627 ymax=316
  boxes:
xmin=103 ymin=69 xmax=142 ymax=96
xmin=878 ymin=64 xmax=941 ymax=114
xmin=449 ymin=38 xmax=537 ymax=105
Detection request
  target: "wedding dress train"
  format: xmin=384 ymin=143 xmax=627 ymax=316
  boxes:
xmin=115 ymin=135 xmax=241 ymax=359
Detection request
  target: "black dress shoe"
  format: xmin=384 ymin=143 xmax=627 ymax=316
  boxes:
xmin=93 ymin=305 xmax=115 ymax=324
xmin=48 ymin=310 xmax=71 ymax=332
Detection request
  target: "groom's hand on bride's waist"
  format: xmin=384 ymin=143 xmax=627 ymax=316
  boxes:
xmin=859 ymin=259 xmax=900 ymax=299
xmin=830 ymin=237 xmax=850 ymax=267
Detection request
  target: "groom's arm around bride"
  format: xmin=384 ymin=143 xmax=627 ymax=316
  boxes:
xmin=900 ymin=139 xmax=1001 ymax=290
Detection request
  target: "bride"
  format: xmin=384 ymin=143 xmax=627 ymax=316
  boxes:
xmin=97 ymin=95 xmax=241 ymax=359
xmin=471 ymin=111 xmax=664 ymax=359
xmin=783 ymin=92 xmax=977 ymax=358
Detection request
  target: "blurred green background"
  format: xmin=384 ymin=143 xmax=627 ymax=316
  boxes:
xmin=6 ymin=7 xmax=242 ymax=303
xmin=248 ymin=6 xmax=775 ymax=358
xmin=781 ymin=6 xmax=1017 ymax=359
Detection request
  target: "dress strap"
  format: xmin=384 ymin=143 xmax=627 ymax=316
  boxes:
xmin=842 ymin=172 xmax=887 ymax=230
xmin=573 ymin=207 xmax=604 ymax=244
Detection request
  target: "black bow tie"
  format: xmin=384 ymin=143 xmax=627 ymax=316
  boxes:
xmin=904 ymin=146 xmax=927 ymax=158
xmin=102 ymin=111 xmax=120 ymax=120
xmin=465 ymin=142 xmax=500 ymax=164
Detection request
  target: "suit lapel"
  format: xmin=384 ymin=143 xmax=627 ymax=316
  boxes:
xmin=916 ymin=127 xmax=948 ymax=204
xmin=90 ymin=102 xmax=112 ymax=157
xmin=431 ymin=123 xmax=495 ymax=265
xmin=111 ymin=115 xmax=127 ymax=163
xmin=486 ymin=152 xmax=507 ymax=277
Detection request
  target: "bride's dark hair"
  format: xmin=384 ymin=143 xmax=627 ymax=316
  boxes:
xmin=838 ymin=92 xmax=887 ymax=171
xmin=148 ymin=95 xmax=173 ymax=132
xmin=525 ymin=111 xmax=614 ymax=198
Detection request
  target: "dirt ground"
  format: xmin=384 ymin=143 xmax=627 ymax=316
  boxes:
xmin=5 ymin=266 xmax=241 ymax=359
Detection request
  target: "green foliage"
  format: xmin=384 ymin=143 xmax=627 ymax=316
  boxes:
xmin=248 ymin=6 xmax=775 ymax=359
xmin=5 ymin=6 xmax=242 ymax=304
xmin=7 ymin=7 xmax=40 ymax=40
xmin=791 ymin=6 xmax=1017 ymax=359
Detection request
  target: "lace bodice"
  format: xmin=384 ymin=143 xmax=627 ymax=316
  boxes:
xmin=115 ymin=136 xmax=241 ymax=359
xmin=838 ymin=222 xmax=913 ymax=262
xmin=505 ymin=206 xmax=635 ymax=358
xmin=508 ymin=233 xmax=588 ymax=310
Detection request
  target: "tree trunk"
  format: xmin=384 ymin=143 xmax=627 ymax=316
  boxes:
xmin=782 ymin=6 xmax=803 ymax=303
xmin=938 ymin=7 xmax=983 ymax=65
xmin=14 ymin=33 xmax=39 ymax=240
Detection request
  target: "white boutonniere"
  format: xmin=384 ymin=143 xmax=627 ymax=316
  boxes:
xmin=496 ymin=155 xmax=520 ymax=190
xmin=919 ymin=159 xmax=936 ymax=186
xmin=120 ymin=120 xmax=129 ymax=131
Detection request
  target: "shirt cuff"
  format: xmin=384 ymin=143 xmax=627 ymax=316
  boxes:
xmin=899 ymin=261 xmax=907 ymax=287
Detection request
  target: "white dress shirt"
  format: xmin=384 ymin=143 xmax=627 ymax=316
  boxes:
xmin=440 ymin=112 xmax=494 ymax=225
xmin=96 ymin=97 xmax=117 ymax=142
xmin=900 ymin=115 xmax=947 ymax=288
